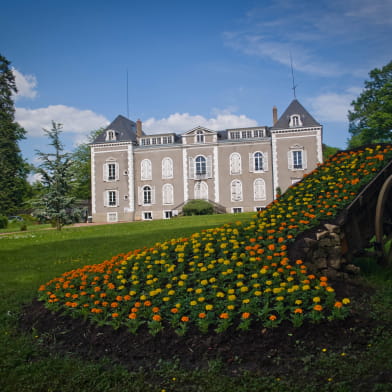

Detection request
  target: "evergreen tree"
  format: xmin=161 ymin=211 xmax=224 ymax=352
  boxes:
xmin=33 ymin=122 xmax=76 ymax=230
xmin=0 ymin=54 xmax=29 ymax=215
xmin=348 ymin=60 xmax=392 ymax=147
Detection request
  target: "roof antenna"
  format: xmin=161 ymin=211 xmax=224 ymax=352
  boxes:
xmin=290 ymin=52 xmax=297 ymax=99
xmin=126 ymin=69 xmax=130 ymax=118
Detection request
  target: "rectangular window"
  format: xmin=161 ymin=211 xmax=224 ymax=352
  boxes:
xmin=255 ymin=207 xmax=264 ymax=212
xmin=242 ymin=130 xmax=252 ymax=138
xmin=164 ymin=211 xmax=173 ymax=219
xmin=107 ymin=212 xmax=118 ymax=222
xmin=143 ymin=212 xmax=152 ymax=220
xmin=232 ymin=207 xmax=243 ymax=213
xmin=293 ymin=151 xmax=303 ymax=169
xmin=230 ymin=131 xmax=241 ymax=139
xmin=254 ymin=129 xmax=264 ymax=138
xmin=108 ymin=163 xmax=116 ymax=180
xmin=108 ymin=191 xmax=117 ymax=206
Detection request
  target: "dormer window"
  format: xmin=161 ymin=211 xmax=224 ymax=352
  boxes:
xmin=196 ymin=130 xmax=205 ymax=143
xmin=106 ymin=129 xmax=117 ymax=141
xmin=289 ymin=115 xmax=302 ymax=128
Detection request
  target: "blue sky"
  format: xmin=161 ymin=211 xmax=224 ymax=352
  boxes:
xmin=2 ymin=0 xmax=392 ymax=165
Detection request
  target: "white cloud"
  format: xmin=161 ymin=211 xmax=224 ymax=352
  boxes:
xmin=143 ymin=110 xmax=258 ymax=133
xmin=15 ymin=105 xmax=109 ymax=138
xmin=308 ymin=87 xmax=362 ymax=122
xmin=12 ymin=68 xmax=38 ymax=100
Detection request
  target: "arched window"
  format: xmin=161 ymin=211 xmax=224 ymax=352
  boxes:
xmin=195 ymin=156 xmax=207 ymax=175
xmin=196 ymin=130 xmax=205 ymax=143
xmin=254 ymin=152 xmax=263 ymax=172
xmin=162 ymin=183 xmax=174 ymax=205
xmin=105 ymin=130 xmax=116 ymax=141
xmin=289 ymin=114 xmax=302 ymax=127
xmin=230 ymin=152 xmax=241 ymax=175
xmin=231 ymin=180 xmax=243 ymax=202
xmin=254 ymin=178 xmax=266 ymax=201
xmin=141 ymin=159 xmax=152 ymax=180
xmin=194 ymin=181 xmax=208 ymax=200
xmin=143 ymin=186 xmax=152 ymax=204
xmin=162 ymin=157 xmax=173 ymax=179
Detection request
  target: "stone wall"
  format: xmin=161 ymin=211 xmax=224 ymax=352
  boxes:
xmin=289 ymin=223 xmax=360 ymax=279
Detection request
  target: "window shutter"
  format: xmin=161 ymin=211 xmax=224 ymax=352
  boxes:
xmin=303 ymin=150 xmax=307 ymax=170
xmin=115 ymin=163 xmax=119 ymax=180
xmin=115 ymin=190 xmax=119 ymax=206
xmin=249 ymin=153 xmax=254 ymax=172
xmin=137 ymin=186 xmax=142 ymax=205
xmin=288 ymin=151 xmax=293 ymax=170
xmin=151 ymin=186 xmax=156 ymax=205
xmin=103 ymin=163 xmax=108 ymax=181
xmin=103 ymin=191 xmax=108 ymax=207
xmin=207 ymin=155 xmax=213 ymax=178
xmin=263 ymin=153 xmax=268 ymax=172
xmin=189 ymin=157 xmax=194 ymax=179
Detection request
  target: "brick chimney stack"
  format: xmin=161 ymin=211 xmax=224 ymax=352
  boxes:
xmin=272 ymin=106 xmax=278 ymax=126
xmin=136 ymin=119 xmax=142 ymax=138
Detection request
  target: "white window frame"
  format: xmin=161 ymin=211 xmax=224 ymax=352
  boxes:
xmin=249 ymin=152 xmax=268 ymax=173
xmin=107 ymin=212 xmax=118 ymax=222
xmin=230 ymin=152 xmax=242 ymax=175
xmin=288 ymin=149 xmax=307 ymax=171
xmin=103 ymin=160 xmax=119 ymax=182
xmin=231 ymin=179 xmax=243 ymax=202
xmin=143 ymin=211 xmax=153 ymax=220
xmin=163 ymin=210 xmax=173 ymax=219
xmin=162 ymin=183 xmax=174 ymax=205
xmin=162 ymin=157 xmax=174 ymax=179
xmin=141 ymin=159 xmax=152 ymax=180
xmin=104 ymin=190 xmax=119 ymax=207
xmin=195 ymin=130 xmax=205 ymax=144
xmin=105 ymin=130 xmax=116 ymax=141
xmin=138 ymin=185 xmax=156 ymax=206
xmin=289 ymin=114 xmax=302 ymax=127
xmin=254 ymin=178 xmax=267 ymax=201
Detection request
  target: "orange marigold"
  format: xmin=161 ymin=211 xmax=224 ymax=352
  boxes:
xmin=269 ymin=315 xmax=277 ymax=321
xmin=152 ymin=314 xmax=162 ymax=322
xmin=313 ymin=305 xmax=323 ymax=311
xmin=181 ymin=316 xmax=189 ymax=322
xmin=219 ymin=313 xmax=229 ymax=319
xmin=198 ymin=312 xmax=206 ymax=319
xmin=241 ymin=312 xmax=251 ymax=319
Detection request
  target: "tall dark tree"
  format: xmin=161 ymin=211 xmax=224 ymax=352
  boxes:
xmin=33 ymin=122 xmax=75 ymax=230
xmin=348 ymin=60 xmax=392 ymax=148
xmin=0 ymin=54 xmax=29 ymax=215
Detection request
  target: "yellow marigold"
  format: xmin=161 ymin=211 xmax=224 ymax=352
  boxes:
xmin=205 ymin=304 xmax=213 ymax=311
xmin=342 ymin=298 xmax=350 ymax=305
xmin=313 ymin=297 xmax=321 ymax=303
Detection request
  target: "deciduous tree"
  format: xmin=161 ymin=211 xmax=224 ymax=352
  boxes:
xmin=348 ymin=60 xmax=392 ymax=147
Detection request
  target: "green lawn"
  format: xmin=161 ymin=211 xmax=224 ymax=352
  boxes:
xmin=1 ymin=212 xmax=391 ymax=392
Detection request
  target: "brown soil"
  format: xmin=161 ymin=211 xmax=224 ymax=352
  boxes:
xmin=19 ymin=277 xmax=391 ymax=383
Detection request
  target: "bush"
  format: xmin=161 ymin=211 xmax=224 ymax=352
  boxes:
xmin=183 ymin=199 xmax=214 ymax=216
xmin=0 ymin=215 xmax=8 ymax=229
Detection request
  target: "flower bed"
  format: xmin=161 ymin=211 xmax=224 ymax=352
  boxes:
xmin=38 ymin=144 xmax=392 ymax=335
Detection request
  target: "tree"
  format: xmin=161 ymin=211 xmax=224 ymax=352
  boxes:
xmin=348 ymin=60 xmax=392 ymax=148
xmin=0 ymin=54 xmax=29 ymax=215
xmin=70 ymin=128 xmax=103 ymax=200
xmin=33 ymin=122 xmax=76 ymax=230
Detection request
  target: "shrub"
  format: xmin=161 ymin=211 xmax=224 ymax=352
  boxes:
xmin=0 ymin=215 xmax=8 ymax=229
xmin=183 ymin=200 xmax=214 ymax=216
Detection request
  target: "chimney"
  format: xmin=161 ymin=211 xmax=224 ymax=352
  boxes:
xmin=136 ymin=119 xmax=142 ymax=138
xmin=272 ymin=106 xmax=278 ymax=126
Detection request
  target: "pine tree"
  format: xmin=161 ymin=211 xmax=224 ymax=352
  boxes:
xmin=33 ymin=122 xmax=76 ymax=230
xmin=0 ymin=54 xmax=28 ymax=215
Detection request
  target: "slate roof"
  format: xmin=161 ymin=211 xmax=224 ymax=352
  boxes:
xmin=92 ymin=115 xmax=139 ymax=144
xmin=271 ymin=99 xmax=321 ymax=130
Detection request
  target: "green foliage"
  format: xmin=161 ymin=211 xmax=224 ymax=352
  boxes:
xmin=0 ymin=54 xmax=29 ymax=215
xmin=70 ymin=128 xmax=103 ymax=200
xmin=322 ymin=143 xmax=339 ymax=161
xmin=183 ymin=199 xmax=214 ymax=215
xmin=348 ymin=60 xmax=392 ymax=148
xmin=32 ymin=122 xmax=76 ymax=230
xmin=0 ymin=215 xmax=8 ymax=228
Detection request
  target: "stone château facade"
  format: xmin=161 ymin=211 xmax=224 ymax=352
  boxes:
xmin=90 ymin=99 xmax=323 ymax=222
